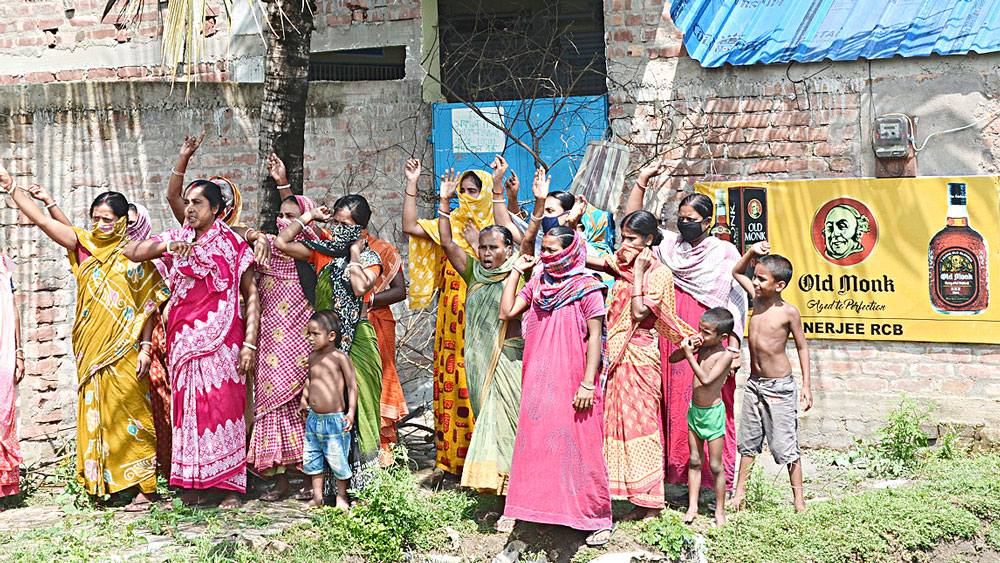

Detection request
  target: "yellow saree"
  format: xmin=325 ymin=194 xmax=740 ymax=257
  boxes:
xmin=407 ymin=170 xmax=495 ymax=474
xmin=69 ymin=220 xmax=170 ymax=495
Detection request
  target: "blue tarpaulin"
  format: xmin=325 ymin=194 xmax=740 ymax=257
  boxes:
xmin=670 ymin=0 xmax=1000 ymax=68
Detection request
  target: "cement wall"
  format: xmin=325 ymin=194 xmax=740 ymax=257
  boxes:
xmin=0 ymin=80 xmax=434 ymax=463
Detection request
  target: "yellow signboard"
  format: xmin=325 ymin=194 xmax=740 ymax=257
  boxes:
xmin=696 ymin=176 xmax=1000 ymax=343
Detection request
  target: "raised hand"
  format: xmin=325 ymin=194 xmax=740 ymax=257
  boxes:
xmin=179 ymin=131 xmax=206 ymax=159
xmin=439 ymin=168 xmax=460 ymax=201
xmin=750 ymin=241 xmax=771 ymax=256
xmin=0 ymin=161 xmax=12 ymax=187
xmin=267 ymin=153 xmax=288 ymax=184
xmin=531 ymin=166 xmax=550 ymax=200
xmin=681 ymin=335 xmax=700 ymax=353
xmin=404 ymin=158 xmax=422 ymax=183
xmin=27 ymin=184 xmax=54 ymax=204
xmin=308 ymin=206 xmax=333 ymax=223
xmin=566 ymin=194 xmax=588 ymax=227
xmin=513 ymin=254 xmax=540 ymax=272
xmin=635 ymin=248 xmax=653 ymax=273
xmin=490 ymin=155 xmax=509 ymax=185
xmin=350 ymin=236 xmax=367 ymax=257
xmin=462 ymin=220 xmax=479 ymax=249
xmin=505 ymin=172 xmax=519 ymax=197
xmin=638 ymin=160 xmax=670 ymax=185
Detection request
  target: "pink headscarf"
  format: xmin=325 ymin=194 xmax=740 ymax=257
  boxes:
xmin=526 ymin=231 xmax=605 ymax=311
xmin=127 ymin=204 xmax=168 ymax=281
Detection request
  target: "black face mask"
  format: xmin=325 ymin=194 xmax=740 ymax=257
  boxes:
xmin=541 ymin=212 xmax=567 ymax=234
xmin=677 ymin=220 xmax=707 ymax=242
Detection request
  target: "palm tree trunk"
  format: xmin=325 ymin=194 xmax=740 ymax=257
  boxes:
xmin=257 ymin=0 xmax=314 ymax=232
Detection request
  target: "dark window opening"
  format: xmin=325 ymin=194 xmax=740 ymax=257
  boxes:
xmin=437 ymin=0 xmax=608 ymax=102
xmin=309 ymin=46 xmax=406 ymax=82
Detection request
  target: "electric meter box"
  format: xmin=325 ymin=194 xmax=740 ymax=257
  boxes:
xmin=873 ymin=115 xmax=910 ymax=158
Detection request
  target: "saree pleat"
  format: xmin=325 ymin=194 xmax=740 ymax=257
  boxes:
xmin=70 ymin=224 xmax=167 ymax=495
xmin=348 ymin=321 xmax=384 ymax=486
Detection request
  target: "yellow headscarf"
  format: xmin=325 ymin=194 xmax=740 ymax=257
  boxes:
xmin=407 ymin=169 xmax=495 ymax=309
xmin=210 ymin=175 xmax=243 ymax=228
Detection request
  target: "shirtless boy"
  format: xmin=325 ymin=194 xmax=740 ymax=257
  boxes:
xmin=300 ymin=310 xmax=358 ymax=510
xmin=669 ymin=307 xmax=736 ymax=527
xmin=729 ymin=242 xmax=812 ymax=512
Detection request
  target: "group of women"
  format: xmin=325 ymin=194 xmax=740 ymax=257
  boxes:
xmin=0 ymin=142 xmax=746 ymax=539
xmin=404 ymin=156 xmax=747 ymax=544
xmin=0 ymin=134 xmax=408 ymax=510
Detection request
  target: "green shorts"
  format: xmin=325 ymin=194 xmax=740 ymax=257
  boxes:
xmin=687 ymin=401 xmax=726 ymax=442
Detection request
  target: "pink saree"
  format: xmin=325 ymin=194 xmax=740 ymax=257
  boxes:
xmin=153 ymin=220 xmax=253 ymax=492
xmin=0 ymin=254 xmax=21 ymax=497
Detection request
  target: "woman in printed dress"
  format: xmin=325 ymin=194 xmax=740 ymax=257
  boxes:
xmin=125 ymin=179 xmax=259 ymax=509
xmin=2 ymin=163 xmax=167 ymax=511
xmin=0 ymin=247 xmax=24 ymax=505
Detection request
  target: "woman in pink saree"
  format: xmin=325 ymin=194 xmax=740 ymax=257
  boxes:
xmin=0 ymin=250 xmax=23 ymax=503
xmin=126 ymin=179 xmax=259 ymax=509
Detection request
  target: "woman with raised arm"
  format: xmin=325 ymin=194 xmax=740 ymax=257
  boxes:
xmin=1 ymin=164 xmax=167 ymax=511
xmin=246 ymin=156 xmax=323 ymax=499
xmin=623 ymin=166 xmax=747 ymax=496
xmin=0 ymin=247 xmax=24 ymax=505
xmin=595 ymin=211 xmax=696 ymax=520
xmin=433 ymin=167 xmax=524 ymax=506
xmin=124 ymin=179 xmax=259 ymax=509
xmin=275 ymin=197 xmax=385 ymax=487
xmin=497 ymin=226 xmax=611 ymax=544
xmin=362 ymin=213 xmax=410 ymax=466
xmin=402 ymin=158 xmax=499 ymax=481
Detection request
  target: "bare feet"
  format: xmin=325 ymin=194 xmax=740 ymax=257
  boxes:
xmin=682 ymin=507 xmax=698 ymax=524
xmin=334 ymin=496 xmax=351 ymax=511
xmin=260 ymin=476 xmax=291 ymax=501
xmin=304 ymin=498 xmax=324 ymax=509
xmin=219 ymin=493 xmax=242 ymax=509
xmin=124 ymin=492 xmax=155 ymax=512
xmin=714 ymin=512 xmax=726 ymax=527
xmin=180 ymin=490 xmax=202 ymax=507
xmin=429 ymin=468 xmax=445 ymax=488
xmin=294 ymin=487 xmax=314 ymax=501
xmin=495 ymin=516 xmax=516 ymax=533
xmin=621 ymin=506 xmax=662 ymax=521
xmin=794 ymin=499 xmax=807 ymax=513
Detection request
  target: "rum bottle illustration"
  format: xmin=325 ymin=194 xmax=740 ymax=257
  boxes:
xmin=710 ymin=188 xmax=732 ymax=242
xmin=928 ymin=182 xmax=989 ymax=314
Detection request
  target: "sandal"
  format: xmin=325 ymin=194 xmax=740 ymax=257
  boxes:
xmin=585 ymin=524 xmax=616 ymax=547
xmin=260 ymin=488 xmax=288 ymax=502
xmin=294 ymin=488 xmax=314 ymax=501
xmin=495 ymin=516 xmax=516 ymax=533
xmin=123 ymin=499 xmax=153 ymax=513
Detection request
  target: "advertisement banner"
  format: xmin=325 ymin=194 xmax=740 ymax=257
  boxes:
xmin=695 ymin=176 xmax=1000 ymax=344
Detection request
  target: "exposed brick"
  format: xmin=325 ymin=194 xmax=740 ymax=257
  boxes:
xmin=117 ymin=66 xmax=147 ymax=78
xmin=744 ymin=128 xmax=790 ymax=143
xmin=769 ymin=142 xmax=808 ymax=157
xmin=704 ymin=98 xmax=741 ymax=114
xmin=87 ymin=68 xmax=117 ymax=79
xmin=959 ymin=364 xmax=998 ymax=379
xmin=727 ymin=143 xmax=770 ymax=158
xmin=829 ymin=157 xmax=853 ymax=172
xmin=845 ymin=377 xmax=889 ymax=392
xmin=55 ymin=69 xmax=85 ymax=81
xmin=940 ymin=379 xmax=974 ymax=394
xmin=772 ymin=112 xmax=813 ymax=127
xmin=814 ymin=142 xmax=851 ymax=157
xmin=740 ymin=99 xmax=775 ymax=112
xmin=25 ymin=71 xmax=56 ymax=83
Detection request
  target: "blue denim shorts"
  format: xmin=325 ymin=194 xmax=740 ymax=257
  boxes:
xmin=303 ymin=410 xmax=353 ymax=479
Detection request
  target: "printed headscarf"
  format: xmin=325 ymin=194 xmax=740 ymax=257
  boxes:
xmin=126 ymin=203 xmax=152 ymax=241
xmin=407 ymin=169 xmax=495 ymax=309
xmin=524 ymin=231 xmax=605 ymax=311
xmin=210 ymin=175 xmax=243 ymax=228
xmin=300 ymin=224 xmax=382 ymax=353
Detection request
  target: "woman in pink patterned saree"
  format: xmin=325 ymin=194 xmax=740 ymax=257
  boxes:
xmin=0 ymin=250 xmax=24 ymax=504
xmin=126 ymin=179 xmax=260 ymax=509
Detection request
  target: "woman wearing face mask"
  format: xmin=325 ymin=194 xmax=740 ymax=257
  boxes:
xmin=246 ymin=193 xmax=322 ymax=501
xmin=583 ymin=210 xmax=696 ymax=520
xmin=125 ymin=179 xmax=259 ymax=509
xmin=275 ymin=195 xmax=384 ymax=489
xmin=435 ymin=168 xmax=525 ymax=511
xmin=402 ymin=158 xmax=499 ymax=481
xmin=2 ymin=163 xmax=168 ymax=511
xmin=497 ymin=226 xmax=612 ymax=544
xmin=624 ymin=165 xmax=747 ymax=499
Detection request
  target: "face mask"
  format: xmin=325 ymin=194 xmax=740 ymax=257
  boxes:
xmin=541 ymin=211 xmax=568 ymax=235
xmin=677 ymin=220 xmax=706 ymax=242
xmin=276 ymin=217 xmax=292 ymax=232
xmin=92 ymin=221 xmax=115 ymax=234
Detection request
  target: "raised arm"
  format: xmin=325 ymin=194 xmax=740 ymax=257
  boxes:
xmin=275 ymin=206 xmax=329 ymax=261
xmin=26 ymin=184 xmax=72 ymax=227
xmin=625 ymin=162 xmax=669 ymax=215
xmin=437 ymin=169 xmax=470 ymax=275
xmin=1 ymin=164 xmax=77 ymax=250
xmin=168 ymin=132 xmax=206 ymax=225
xmin=505 ymin=171 xmax=523 ymax=219
xmin=519 ymin=167 xmax=549 ymax=256
xmin=498 ymin=254 xmax=536 ymax=321
xmin=124 ymin=238 xmax=196 ymax=262
xmin=790 ymin=306 xmax=812 ymax=412
xmin=732 ymin=241 xmax=769 ymax=295
xmin=238 ymin=267 xmax=260 ymax=380
xmin=402 ymin=158 xmax=430 ymax=239
xmin=490 ymin=157 xmax=522 ymax=245
xmin=370 ymin=272 xmax=405 ymax=310
xmin=266 ymin=153 xmax=294 ymax=201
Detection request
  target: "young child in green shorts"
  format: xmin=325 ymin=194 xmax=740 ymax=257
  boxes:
xmin=669 ymin=307 xmax=736 ymax=527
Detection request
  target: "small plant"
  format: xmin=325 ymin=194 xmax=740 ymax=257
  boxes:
xmin=874 ymin=397 xmax=930 ymax=470
xmin=637 ymin=511 xmax=697 ymax=560
xmin=936 ymin=426 xmax=962 ymax=460
xmin=742 ymin=462 xmax=783 ymax=509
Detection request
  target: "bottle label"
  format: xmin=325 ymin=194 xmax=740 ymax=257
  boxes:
xmin=935 ymin=247 xmax=978 ymax=306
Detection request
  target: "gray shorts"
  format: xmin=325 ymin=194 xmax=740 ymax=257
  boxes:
xmin=737 ymin=375 xmax=801 ymax=465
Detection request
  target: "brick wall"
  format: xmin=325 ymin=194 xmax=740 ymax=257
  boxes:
xmin=604 ymin=0 xmax=1000 ymax=448
xmin=0 ymin=80 xmax=432 ymax=463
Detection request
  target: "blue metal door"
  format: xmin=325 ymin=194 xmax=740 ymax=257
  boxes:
xmin=431 ymin=95 xmax=609 ymax=206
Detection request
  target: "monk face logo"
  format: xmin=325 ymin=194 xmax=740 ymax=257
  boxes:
xmin=811 ymin=198 xmax=878 ymax=266
xmin=747 ymin=199 xmax=763 ymax=219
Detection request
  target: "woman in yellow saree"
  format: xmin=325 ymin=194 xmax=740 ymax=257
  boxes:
xmin=1 ymin=163 xmax=168 ymax=509
xmin=402 ymin=158 xmax=499 ymax=479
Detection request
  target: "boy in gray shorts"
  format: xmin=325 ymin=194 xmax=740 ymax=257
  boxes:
xmin=729 ymin=242 xmax=812 ymax=512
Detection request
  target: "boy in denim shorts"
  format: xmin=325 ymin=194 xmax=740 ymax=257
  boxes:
xmin=730 ymin=242 xmax=812 ymax=512
xmin=300 ymin=310 xmax=358 ymax=510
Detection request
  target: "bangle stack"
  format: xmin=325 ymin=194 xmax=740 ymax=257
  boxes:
xmin=530 ymin=213 xmax=544 ymax=222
